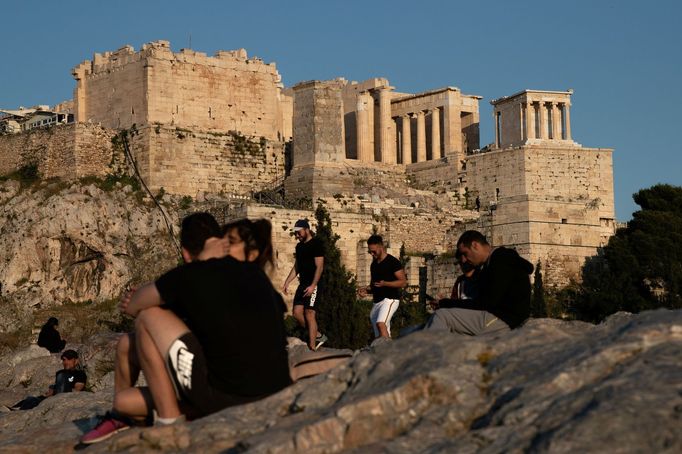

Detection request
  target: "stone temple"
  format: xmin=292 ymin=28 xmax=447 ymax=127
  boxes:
xmin=0 ymin=40 xmax=615 ymax=294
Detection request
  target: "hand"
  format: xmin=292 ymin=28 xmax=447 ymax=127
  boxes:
xmin=373 ymin=280 xmax=385 ymax=288
xmin=198 ymin=237 xmax=229 ymax=260
xmin=303 ymin=285 xmax=316 ymax=297
xmin=119 ymin=287 xmax=136 ymax=314
xmin=428 ymin=299 xmax=441 ymax=310
xmin=357 ymin=287 xmax=368 ymax=298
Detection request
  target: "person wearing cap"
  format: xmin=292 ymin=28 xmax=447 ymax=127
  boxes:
xmin=283 ymin=219 xmax=327 ymax=350
xmin=9 ymin=349 xmax=86 ymax=410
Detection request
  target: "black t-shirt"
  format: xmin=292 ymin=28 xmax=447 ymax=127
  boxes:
xmin=155 ymin=257 xmax=291 ymax=397
xmin=370 ymin=254 xmax=403 ymax=303
xmin=53 ymin=369 xmax=87 ymax=394
xmin=295 ymin=237 xmax=324 ymax=287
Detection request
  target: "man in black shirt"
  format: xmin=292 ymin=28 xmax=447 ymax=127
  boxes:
xmin=425 ymin=230 xmax=533 ymax=335
xmin=11 ymin=349 xmax=86 ymax=410
xmin=283 ymin=219 xmax=327 ymax=350
xmin=430 ymin=249 xmax=479 ymax=310
xmin=358 ymin=235 xmax=407 ymax=339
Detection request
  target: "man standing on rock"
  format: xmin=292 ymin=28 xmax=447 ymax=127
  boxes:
xmin=425 ymin=230 xmax=533 ymax=335
xmin=283 ymin=219 xmax=327 ymax=350
xmin=358 ymin=235 xmax=407 ymax=339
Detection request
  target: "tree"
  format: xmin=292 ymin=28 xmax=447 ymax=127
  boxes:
xmin=313 ymin=204 xmax=373 ymax=349
xmin=390 ymin=243 xmax=429 ymax=336
xmin=573 ymin=184 xmax=682 ymax=322
xmin=530 ymin=262 xmax=547 ymax=318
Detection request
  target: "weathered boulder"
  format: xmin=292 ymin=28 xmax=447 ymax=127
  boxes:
xmin=0 ymin=309 xmax=679 ymax=452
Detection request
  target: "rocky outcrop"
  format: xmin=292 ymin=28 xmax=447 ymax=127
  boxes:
xmin=0 ymin=309 xmax=680 ymax=452
xmin=0 ymin=179 xmax=179 ymax=333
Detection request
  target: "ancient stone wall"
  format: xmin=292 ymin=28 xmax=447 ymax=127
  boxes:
xmin=73 ymin=41 xmax=288 ymax=141
xmin=0 ymin=124 xmax=114 ymax=179
xmin=127 ymin=125 xmax=285 ymax=197
xmin=466 ymin=144 xmax=615 ymax=286
xmin=286 ymin=80 xmax=347 ymax=199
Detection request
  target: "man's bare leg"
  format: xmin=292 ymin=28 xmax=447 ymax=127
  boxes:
xmin=376 ymin=322 xmax=390 ymax=338
xmin=304 ymin=308 xmax=318 ymax=349
xmin=293 ymin=305 xmax=305 ymax=328
xmin=135 ymin=307 xmax=189 ymax=419
xmin=114 ymin=333 xmax=140 ymax=394
xmin=113 ymin=386 xmax=153 ymax=421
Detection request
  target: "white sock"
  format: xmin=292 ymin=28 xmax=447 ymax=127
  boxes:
xmin=156 ymin=415 xmax=185 ymax=425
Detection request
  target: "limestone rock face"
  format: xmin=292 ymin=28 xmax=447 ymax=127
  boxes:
xmin=0 ymin=180 xmax=178 ymax=331
xmin=0 ymin=309 xmax=680 ymax=452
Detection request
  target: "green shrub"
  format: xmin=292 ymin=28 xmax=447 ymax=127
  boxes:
xmin=314 ymin=204 xmax=373 ymax=349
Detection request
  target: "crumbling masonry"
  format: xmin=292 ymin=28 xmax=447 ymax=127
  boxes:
xmin=0 ymin=41 xmax=615 ymax=293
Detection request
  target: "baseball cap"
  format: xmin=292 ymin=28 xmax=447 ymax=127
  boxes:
xmin=60 ymin=349 xmax=79 ymax=360
xmin=293 ymin=219 xmax=310 ymax=232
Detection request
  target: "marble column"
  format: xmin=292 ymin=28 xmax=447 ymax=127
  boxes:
xmin=526 ymin=102 xmax=535 ymax=140
xmin=431 ymin=108 xmax=441 ymax=159
xmin=416 ymin=110 xmax=426 ymax=162
xmin=356 ymin=92 xmax=372 ymax=161
xmin=402 ymin=114 xmax=412 ymax=164
xmin=540 ymin=102 xmax=549 ymax=139
xmin=564 ymin=104 xmax=572 ymax=140
xmin=377 ymin=87 xmax=395 ymax=163
xmin=552 ymin=103 xmax=561 ymax=140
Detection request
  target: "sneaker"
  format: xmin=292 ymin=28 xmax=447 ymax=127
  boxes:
xmin=314 ymin=333 xmax=328 ymax=351
xmin=80 ymin=413 xmax=130 ymax=444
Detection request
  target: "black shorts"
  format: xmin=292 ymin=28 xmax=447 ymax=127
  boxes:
xmin=293 ymin=284 xmax=319 ymax=309
xmin=165 ymin=332 xmax=261 ymax=418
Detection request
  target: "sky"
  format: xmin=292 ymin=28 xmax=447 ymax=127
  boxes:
xmin=1 ymin=0 xmax=680 ymax=221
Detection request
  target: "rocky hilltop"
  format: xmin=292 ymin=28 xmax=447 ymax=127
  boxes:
xmin=0 ymin=309 xmax=680 ymax=453
xmin=0 ymin=178 xmax=179 ymax=339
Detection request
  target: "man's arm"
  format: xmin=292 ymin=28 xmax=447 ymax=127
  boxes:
xmin=303 ymin=256 xmax=324 ymax=297
xmin=282 ymin=263 xmax=298 ymax=295
xmin=373 ymin=269 xmax=407 ymax=289
xmin=120 ymin=283 xmax=163 ymax=317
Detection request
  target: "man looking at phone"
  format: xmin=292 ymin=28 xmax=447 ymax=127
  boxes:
xmin=358 ymin=235 xmax=407 ymax=339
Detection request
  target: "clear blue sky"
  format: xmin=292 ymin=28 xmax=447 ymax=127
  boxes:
xmin=2 ymin=0 xmax=680 ymax=221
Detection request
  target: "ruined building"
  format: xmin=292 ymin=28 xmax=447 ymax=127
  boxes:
xmin=0 ymin=41 xmax=615 ymax=291
xmin=467 ymin=90 xmax=614 ymax=284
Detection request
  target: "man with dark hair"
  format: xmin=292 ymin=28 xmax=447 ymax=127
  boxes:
xmin=10 ymin=349 xmax=86 ymax=410
xmin=179 ymin=212 xmax=222 ymax=261
xmin=430 ymin=249 xmax=479 ymax=310
xmin=358 ymin=235 xmax=407 ymax=338
xmin=81 ymin=212 xmax=223 ymax=442
xmin=425 ymin=230 xmax=534 ymax=335
xmin=283 ymin=219 xmax=327 ymax=350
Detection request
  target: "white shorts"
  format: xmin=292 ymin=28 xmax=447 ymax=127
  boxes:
xmin=369 ymin=298 xmax=400 ymax=337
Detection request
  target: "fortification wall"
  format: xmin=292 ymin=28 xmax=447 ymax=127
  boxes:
xmin=73 ymin=41 xmax=287 ymax=141
xmin=0 ymin=124 xmax=115 ymax=179
xmin=466 ymin=144 xmax=615 ymax=286
xmin=128 ymin=125 xmax=285 ymax=197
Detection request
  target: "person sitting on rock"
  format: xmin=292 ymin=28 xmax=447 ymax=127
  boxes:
xmin=79 ymin=212 xmax=223 ymax=441
xmin=37 ymin=317 xmax=67 ymax=353
xmin=429 ymin=249 xmax=480 ymax=310
xmin=425 ymin=230 xmax=533 ymax=335
xmin=80 ymin=216 xmax=291 ymax=444
xmin=10 ymin=349 xmax=86 ymax=410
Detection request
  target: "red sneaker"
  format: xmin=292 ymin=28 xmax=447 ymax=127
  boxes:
xmin=80 ymin=413 xmax=130 ymax=444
